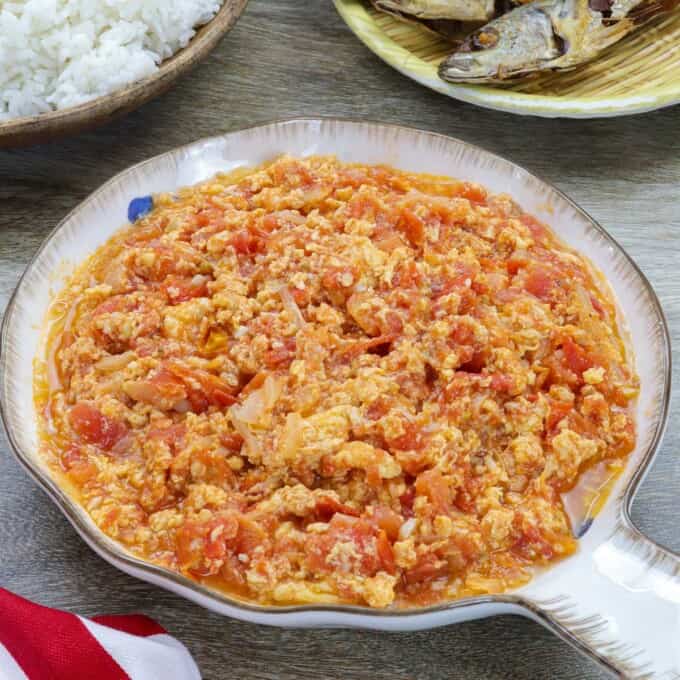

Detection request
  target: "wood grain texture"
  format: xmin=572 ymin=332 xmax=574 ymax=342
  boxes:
xmin=0 ymin=2 xmax=679 ymax=678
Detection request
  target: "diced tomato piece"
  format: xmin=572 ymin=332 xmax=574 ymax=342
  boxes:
xmin=239 ymin=371 xmax=268 ymax=397
xmin=403 ymin=553 xmax=449 ymax=585
xmin=235 ymin=516 xmax=269 ymax=556
xmin=589 ymin=293 xmax=605 ymax=318
xmin=373 ymin=230 xmax=404 ymax=253
xmin=204 ymin=515 xmax=240 ymax=560
xmin=452 ymin=492 xmax=474 ymax=514
xmin=396 ymin=208 xmax=425 ymax=247
xmin=92 ymin=296 xmax=126 ymax=316
xmin=430 ymin=276 xmax=453 ymax=299
xmin=520 ymin=214 xmax=548 ymax=243
xmin=229 ymin=228 xmax=266 ymax=255
xmin=451 ymin=322 xmax=474 ymax=347
xmin=60 ymin=446 xmax=84 ymax=470
xmin=92 ymin=294 xmax=155 ymax=322
xmin=459 ymin=350 xmax=487 ymax=374
xmin=125 ymin=222 xmax=163 ymax=246
xmin=450 ymin=319 xmax=482 ymax=372
xmin=561 ymin=337 xmax=594 ymax=377
xmin=165 ymin=362 xmax=237 ymax=409
xmin=187 ymin=391 xmax=211 ymax=413
xmin=258 ymin=210 xmax=304 ymax=233
xmin=382 ymin=311 xmax=404 ymax=335
xmin=176 ymin=521 xmax=205 ymax=570
xmin=194 ymin=211 xmax=211 ymax=227
xmin=543 ymin=354 xmax=579 ymax=389
xmin=457 ymin=183 xmax=487 ymax=204
xmin=511 ymin=523 xmax=557 ymax=562
xmin=176 ymin=514 xmax=241 ymax=574
xmin=387 ymin=421 xmax=425 ymax=452
xmin=271 ymin=160 xmax=314 ymax=187
xmin=394 ymin=450 xmax=429 ymax=477
xmin=162 ymin=275 xmax=208 ymax=304
xmin=524 ymin=266 xmax=556 ymax=302
xmin=192 ymin=448 xmax=237 ymax=488
xmin=321 ymin=266 xmax=357 ymax=292
xmin=91 ymin=294 xmax=161 ymax=351
xmin=610 ymin=418 xmax=636 ymax=458
xmin=202 ymin=381 xmax=237 ymax=409
xmin=365 ymin=463 xmax=382 ymax=489
xmin=140 ymin=247 xmax=178 ymax=281
xmin=415 ymin=469 xmax=450 ymax=513
xmin=151 ymin=368 xmax=188 ymax=399
xmin=366 ymin=397 xmax=391 ymax=421
xmin=391 ymin=261 xmax=421 ymax=289
xmin=546 ymin=401 xmax=572 ymax=434
xmin=376 ymin=530 xmax=396 ymax=574
xmin=69 ymin=403 xmax=128 ymax=450
xmin=490 ymin=372 xmax=514 ymax=393
xmin=340 ymin=334 xmax=395 ymax=362
xmin=60 ymin=446 xmax=98 ymax=484
xmin=371 ymin=506 xmax=403 ymax=540
xmin=306 ymin=515 xmax=390 ymax=577
xmin=431 ymin=263 xmax=474 ymax=300
xmin=506 ymin=251 xmax=529 ymax=275
xmin=290 ymin=286 xmax=310 ymax=307
xmin=568 ymin=410 xmax=600 ymax=440
xmin=220 ymin=432 xmax=244 ymax=452
xmin=453 ymin=465 xmax=484 ymax=514
xmin=125 ymin=368 xmax=187 ymax=409
xmin=148 ymin=423 xmax=187 ymax=450
xmin=348 ymin=195 xmax=381 ymax=219
xmin=263 ymin=337 xmax=296 ymax=369
xmin=339 ymin=167 xmax=369 ymax=188
xmin=399 ymin=486 xmax=416 ymax=518
xmin=315 ymin=496 xmax=360 ymax=521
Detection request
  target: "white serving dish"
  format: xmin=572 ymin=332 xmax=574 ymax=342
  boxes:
xmin=1 ymin=119 xmax=676 ymax=677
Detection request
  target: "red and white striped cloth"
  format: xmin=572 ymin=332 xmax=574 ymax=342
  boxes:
xmin=0 ymin=588 xmax=200 ymax=680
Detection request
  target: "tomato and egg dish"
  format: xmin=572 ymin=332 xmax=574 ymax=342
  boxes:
xmin=35 ymin=156 xmax=638 ymax=608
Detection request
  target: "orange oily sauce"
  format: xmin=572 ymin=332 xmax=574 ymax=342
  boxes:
xmin=34 ymin=156 xmax=638 ymax=608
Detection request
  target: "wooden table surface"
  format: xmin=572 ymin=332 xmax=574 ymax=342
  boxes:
xmin=1 ymin=2 xmax=679 ymax=678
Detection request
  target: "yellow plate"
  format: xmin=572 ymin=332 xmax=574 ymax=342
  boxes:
xmin=334 ymin=0 xmax=680 ymax=117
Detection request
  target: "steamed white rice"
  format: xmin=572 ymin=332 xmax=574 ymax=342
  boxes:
xmin=0 ymin=0 xmax=222 ymax=121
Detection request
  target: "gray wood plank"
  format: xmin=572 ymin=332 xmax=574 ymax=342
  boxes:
xmin=1 ymin=1 xmax=679 ymax=678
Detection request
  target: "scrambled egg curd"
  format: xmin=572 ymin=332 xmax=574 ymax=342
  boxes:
xmin=36 ymin=156 xmax=638 ymax=607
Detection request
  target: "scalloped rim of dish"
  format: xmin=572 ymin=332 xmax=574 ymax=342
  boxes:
xmin=0 ymin=0 xmax=249 ymax=147
xmin=0 ymin=118 xmax=672 ymax=675
xmin=334 ymin=0 xmax=680 ymax=118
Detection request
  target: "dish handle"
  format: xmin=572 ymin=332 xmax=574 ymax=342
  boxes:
xmin=525 ymin=517 xmax=680 ymax=678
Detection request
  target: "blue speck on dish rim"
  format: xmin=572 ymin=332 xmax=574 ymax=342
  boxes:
xmin=575 ymin=516 xmax=594 ymax=538
xmin=128 ymin=195 xmax=154 ymax=223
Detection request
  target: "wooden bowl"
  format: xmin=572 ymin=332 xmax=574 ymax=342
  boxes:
xmin=0 ymin=0 xmax=249 ymax=148
xmin=335 ymin=0 xmax=680 ymax=118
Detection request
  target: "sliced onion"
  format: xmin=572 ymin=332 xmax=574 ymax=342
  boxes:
xmin=399 ymin=517 xmax=417 ymax=540
xmin=46 ymin=295 xmax=82 ymax=392
xmin=279 ymin=286 xmax=306 ymax=329
xmin=95 ymin=351 xmax=135 ymax=373
xmin=173 ymin=399 xmax=191 ymax=413
xmin=279 ymin=412 xmax=304 ymax=461
xmin=263 ymin=374 xmax=284 ymax=410
xmin=233 ymin=388 xmax=265 ymax=425
xmin=234 ymin=375 xmax=284 ymax=425
xmin=46 ymin=350 xmax=62 ymax=393
xmin=229 ymin=407 xmax=262 ymax=458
